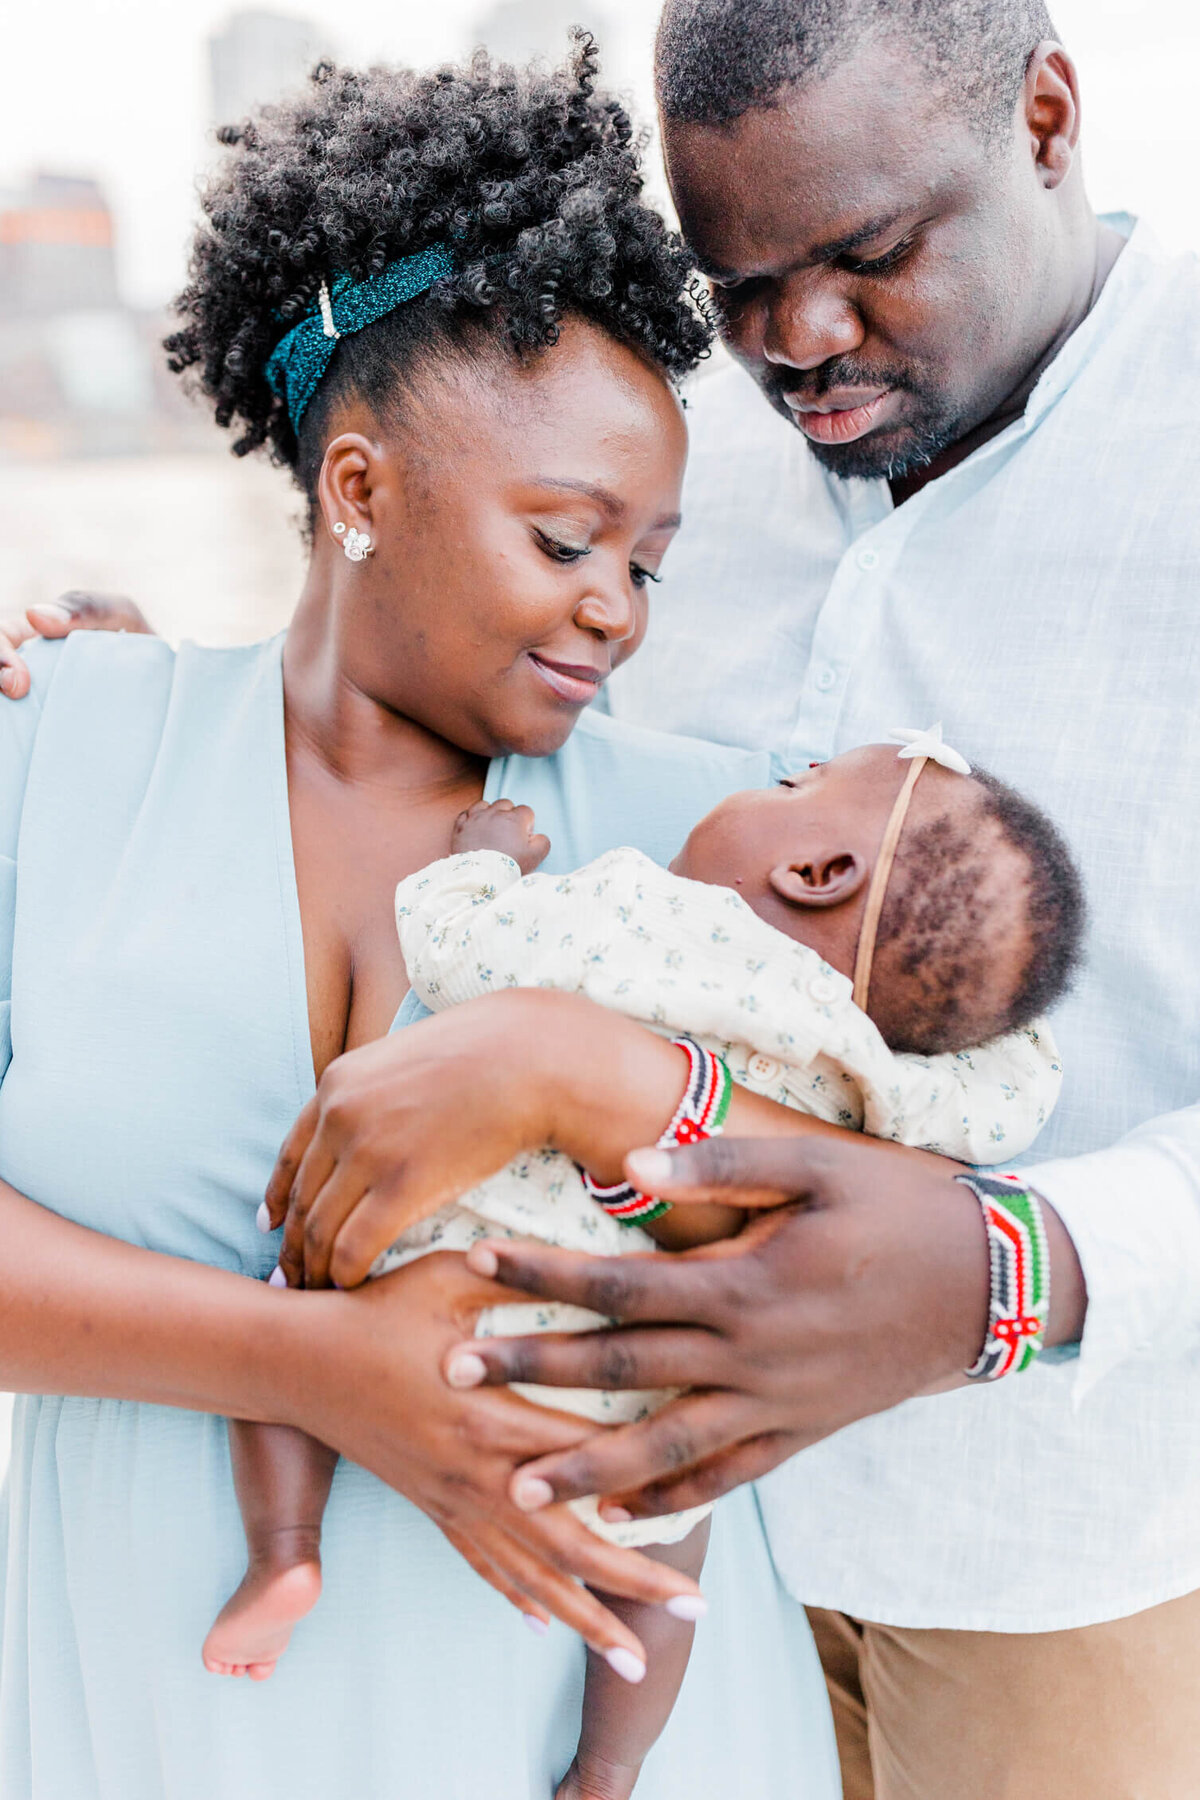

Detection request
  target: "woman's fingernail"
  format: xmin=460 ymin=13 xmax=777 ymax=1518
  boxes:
xmin=512 ymin=1475 xmax=555 ymax=1512
xmin=625 ymin=1148 xmax=673 ymax=1188
xmin=598 ymin=1503 xmax=633 ymax=1524
xmin=255 ymin=1200 xmax=273 ymax=1234
xmin=664 ymin=1593 xmax=709 ymax=1622
xmin=604 ymin=1647 xmax=646 ymax=1684
xmin=268 ymin=1265 xmax=287 ymax=1288
xmin=446 ymin=1352 xmax=487 ymax=1389
xmin=466 ymin=1243 xmax=500 ymax=1278
xmin=32 ymin=602 xmax=72 ymax=622
xmin=522 ymin=1614 xmax=550 ymax=1637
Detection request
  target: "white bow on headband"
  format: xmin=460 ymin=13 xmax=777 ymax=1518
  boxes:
xmin=888 ymin=724 xmax=972 ymax=776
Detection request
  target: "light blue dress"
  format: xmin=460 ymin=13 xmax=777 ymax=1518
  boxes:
xmin=0 ymin=633 xmax=839 ymax=1800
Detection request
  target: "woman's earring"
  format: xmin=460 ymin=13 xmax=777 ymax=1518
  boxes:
xmin=332 ymin=521 xmax=374 ymax=563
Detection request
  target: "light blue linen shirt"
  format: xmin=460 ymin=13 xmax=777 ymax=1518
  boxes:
xmin=608 ymin=218 xmax=1200 ymax=1631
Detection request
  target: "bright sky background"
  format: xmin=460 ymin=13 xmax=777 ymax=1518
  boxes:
xmin=2 ymin=0 xmax=1198 ymax=308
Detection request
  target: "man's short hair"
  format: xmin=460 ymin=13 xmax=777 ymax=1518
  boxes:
xmin=656 ymin=0 xmax=1057 ymax=142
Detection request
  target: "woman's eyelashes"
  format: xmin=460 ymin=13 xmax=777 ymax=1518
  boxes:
xmin=532 ymin=528 xmax=661 ymax=590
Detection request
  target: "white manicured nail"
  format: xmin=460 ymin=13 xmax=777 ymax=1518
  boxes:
xmin=446 ymin=1353 xmax=486 ymax=1389
xmin=255 ymin=1201 xmax=272 ymax=1234
xmin=32 ymin=602 xmax=72 ymax=622
xmin=664 ymin=1594 xmax=708 ymax=1622
xmin=268 ymin=1265 xmax=287 ymax=1288
xmin=467 ymin=1244 xmax=499 ymax=1278
xmin=604 ymin=1647 xmax=646 ymax=1684
xmin=522 ymin=1615 xmax=550 ymax=1637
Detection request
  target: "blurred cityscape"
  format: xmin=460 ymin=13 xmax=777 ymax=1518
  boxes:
xmin=0 ymin=2 xmax=622 ymax=637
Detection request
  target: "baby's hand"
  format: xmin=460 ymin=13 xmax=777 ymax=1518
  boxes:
xmin=453 ymin=799 xmax=551 ymax=875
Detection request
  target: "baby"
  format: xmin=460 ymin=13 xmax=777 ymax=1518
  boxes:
xmin=206 ymin=728 xmax=1084 ymax=1800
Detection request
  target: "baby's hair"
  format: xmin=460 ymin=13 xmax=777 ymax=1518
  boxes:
xmin=165 ymin=34 xmax=710 ymax=519
xmin=872 ymin=767 xmax=1085 ymax=1055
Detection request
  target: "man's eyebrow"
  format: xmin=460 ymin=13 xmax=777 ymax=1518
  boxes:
xmin=531 ymin=478 xmax=681 ymax=533
xmin=694 ymin=208 xmax=915 ymax=284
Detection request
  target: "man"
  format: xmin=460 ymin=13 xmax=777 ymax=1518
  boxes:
xmin=6 ymin=8 xmax=1199 ymax=1794
xmin=441 ymin=5 xmax=1200 ymax=1797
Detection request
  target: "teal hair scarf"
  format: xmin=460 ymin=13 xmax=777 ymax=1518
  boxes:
xmin=264 ymin=244 xmax=455 ymax=431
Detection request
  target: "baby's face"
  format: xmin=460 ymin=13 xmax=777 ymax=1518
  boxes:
xmin=671 ymin=746 xmax=904 ymax=921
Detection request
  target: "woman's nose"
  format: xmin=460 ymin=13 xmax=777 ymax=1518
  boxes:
xmin=762 ymin=273 xmax=865 ymax=371
xmin=574 ymin=577 xmax=639 ymax=644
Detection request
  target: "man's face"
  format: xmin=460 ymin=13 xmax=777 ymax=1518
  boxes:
xmin=663 ymin=39 xmax=1059 ymax=481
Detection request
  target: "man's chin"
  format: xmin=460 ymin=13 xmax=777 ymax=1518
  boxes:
xmin=799 ymin=419 xmax=953 ymax=483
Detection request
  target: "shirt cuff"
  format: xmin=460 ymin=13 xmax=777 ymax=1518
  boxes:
xmin=1026 ymin=1124 xmax=1200 ymax=1403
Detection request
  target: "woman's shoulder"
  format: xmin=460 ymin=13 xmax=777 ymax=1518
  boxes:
xmin=490 ymin=707 xmax=772 ymax=873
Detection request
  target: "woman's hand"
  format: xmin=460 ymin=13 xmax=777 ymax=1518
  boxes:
xmin=265 ymin=990 xmax=834 ymax=1291
xmin=264 ymin=994 xmax=556 ymax=1290
xmin=287 ymin=1249 xmax=706 ymax=1672
xmin=0 ymin=593 xmax=154 ymax=697
xmin=441 ymin=1134 xmax=1086 ymax=1521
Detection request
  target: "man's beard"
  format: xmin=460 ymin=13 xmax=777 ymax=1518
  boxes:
xmin=763 ymin=358 xmax=970 ymax=483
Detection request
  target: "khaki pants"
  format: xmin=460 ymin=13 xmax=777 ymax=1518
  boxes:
xmin=807 ymin=1588 xmax=1200 ymax=1800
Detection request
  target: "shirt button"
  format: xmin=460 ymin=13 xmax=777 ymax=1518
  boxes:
xmin=808 ymin=973 xmax=842 ymax=1006
xmin=814 ymin=664 xmax=837 ymax=693
xmin=746 ymin=1053 xmax=782 ymax=1087
xmin=857 ymin=546 xmax=880 ymax=571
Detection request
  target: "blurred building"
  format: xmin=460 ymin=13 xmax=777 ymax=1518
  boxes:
xmin=0 ymin=173 xmax=119 ymax=318
xmin=472 ymin=0 xmax=615 ymax=63
xmin=209 ymin=8 xmax=327 ymax=125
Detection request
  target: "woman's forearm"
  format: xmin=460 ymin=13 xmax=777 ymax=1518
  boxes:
xmin=533 ymin=992 xmax=837 ymax=1185
xmin=0 ymin=1176 xmax=311 ymax=1420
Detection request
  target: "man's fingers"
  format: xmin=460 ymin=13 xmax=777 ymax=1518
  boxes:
xmin=444 ymin=1325 xmax=723 ymax=1395
xmin=507 ymin=1392 xmax=749 ymax=1510
xmin=624 ymin=1135 xmax=842 ymax=1204
xmin=612 ymin=1430 xmax=807 ymax=1518
xmin=464 ymin=1239 xmax=732 ymax=1327
xmin=38 ymin=592 xmax=153 ymax=634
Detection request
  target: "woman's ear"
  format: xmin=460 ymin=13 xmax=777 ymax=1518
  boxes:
xmin=317 ymin=433 xmax=380 ymax=548
xmin=769 ymin=851 xmax=868 ymax=911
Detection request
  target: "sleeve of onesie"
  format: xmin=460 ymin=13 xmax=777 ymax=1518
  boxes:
xmin=863 ymin=1022 xmax=1065 ymax=1165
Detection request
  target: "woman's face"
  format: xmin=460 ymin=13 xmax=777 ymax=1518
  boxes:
xmin=316 ymin=316 xmax=689 ymax=759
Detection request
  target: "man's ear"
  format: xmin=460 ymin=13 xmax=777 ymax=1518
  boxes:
xmin=769 ymin=852 xmax=868 ymax=910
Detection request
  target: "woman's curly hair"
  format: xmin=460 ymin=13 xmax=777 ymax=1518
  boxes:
xmin=165 ymin=34 xmax=710 ymax=503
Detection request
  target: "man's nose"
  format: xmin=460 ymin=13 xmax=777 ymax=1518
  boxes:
xmin=762 ymin=273 xmax=865 ymax=370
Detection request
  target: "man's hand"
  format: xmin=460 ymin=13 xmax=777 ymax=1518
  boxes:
xmin=0 ymin=593 xmax=154 ymax=698
xmin=452 ymin=797 xmax=550 ymax=874
xmin=443 ymin=1134 xmax=1087 ymax=1521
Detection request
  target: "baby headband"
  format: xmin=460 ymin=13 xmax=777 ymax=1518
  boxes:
xmin=264 ymin=243 xmax=456 ymax=431
xmin=851 ymin=724 xmax=972 ymax=1015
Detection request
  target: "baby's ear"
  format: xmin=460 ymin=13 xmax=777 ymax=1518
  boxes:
xmin=769 ymin=852 xmax=868 ymax=910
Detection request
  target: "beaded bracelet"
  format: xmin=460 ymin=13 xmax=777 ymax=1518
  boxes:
xmin=583 ymin=1035 xmax=734 ymax=1226
xmin=956 ymin=1173 xmax=1051 ymax=1380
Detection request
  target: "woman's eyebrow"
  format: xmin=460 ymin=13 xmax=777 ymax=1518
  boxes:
xmin=532 ymin=477 xmax=681 ymax=533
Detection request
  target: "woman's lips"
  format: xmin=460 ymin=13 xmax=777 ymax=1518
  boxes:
xmin=786 ymin=390 xmax=893 ymax=445
xmin=527 ymin=653 xmax=606 ymax=706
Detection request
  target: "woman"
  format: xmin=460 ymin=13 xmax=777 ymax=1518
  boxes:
xmin=0 ymin=42 xmax=838 ymax=1800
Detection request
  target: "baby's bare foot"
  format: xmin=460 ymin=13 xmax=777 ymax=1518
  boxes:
xmin=202 ymin=1530 xmax=322 ymax=1682
xmin=555 ymin=1751 xmax=643 ymax=1800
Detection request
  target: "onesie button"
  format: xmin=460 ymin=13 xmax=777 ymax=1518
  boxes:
xmin=746 ymin=1053 xmax=782 ymax=1087
xmin=856 ymin=546 xmax=880 ymax=571
xmin=808 ymin=974 xmax=842 ymax=1006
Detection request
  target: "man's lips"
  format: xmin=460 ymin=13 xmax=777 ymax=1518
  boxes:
xmin=784 ymin=388 xmax=893 ymax=445
xmin=527 ymin=652 xmax=607 ymax=706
